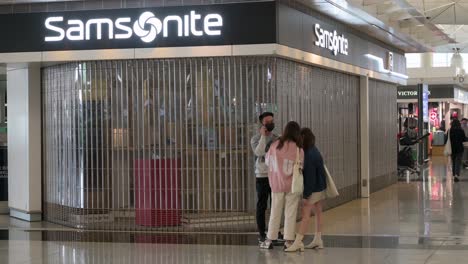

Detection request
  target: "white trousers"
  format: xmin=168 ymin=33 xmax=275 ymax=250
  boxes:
xmin=266 ymin=191 xmax=300 ymax=241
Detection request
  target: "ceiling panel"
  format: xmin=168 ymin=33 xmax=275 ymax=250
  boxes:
xmin=405 ymin=0 xmax=468 ymax=51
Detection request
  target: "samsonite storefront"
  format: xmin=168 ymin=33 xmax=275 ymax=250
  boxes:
xmin=1 ymin=1 xmax=406 ymax=231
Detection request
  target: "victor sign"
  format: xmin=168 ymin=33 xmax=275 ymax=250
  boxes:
xmin=314 ymin=24 xmax=349 ymax=56
xmin=398 ymin=91 xmax=418 ymax=97
xmin=45 ymin=11 xmax=223 ymax=43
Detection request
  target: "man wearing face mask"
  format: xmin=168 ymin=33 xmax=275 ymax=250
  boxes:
xmin=251 ymin=112 xmax=279 ymax=243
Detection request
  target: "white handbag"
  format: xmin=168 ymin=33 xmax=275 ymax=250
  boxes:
xmin=444 ymin=130 xmax=452 ymax=156
xmin=324 ymin=165 xmax=339 ymax=198
xmin=291 ymin=147 xmax=304 ymax=194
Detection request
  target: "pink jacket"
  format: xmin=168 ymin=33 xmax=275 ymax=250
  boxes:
xmin=265 ymin=140 xmax=304 ymax=193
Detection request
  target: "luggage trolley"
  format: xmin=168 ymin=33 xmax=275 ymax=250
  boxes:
xmin=398 ymin=133 xmax=430 ymax=178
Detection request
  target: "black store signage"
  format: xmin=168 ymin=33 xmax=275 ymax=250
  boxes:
xmin=397 ymin=85 xmax=456 ymax=100
xmin=397 ymin=87 xmax=420 ymax=100
xmin=0 ymin=1 xmax=276 ymax=53
xmin=277 ymin=4 xmax=407 ymax=75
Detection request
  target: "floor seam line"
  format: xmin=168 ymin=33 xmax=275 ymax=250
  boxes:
xmin=424 ymin=240 xmax=446 ymax=264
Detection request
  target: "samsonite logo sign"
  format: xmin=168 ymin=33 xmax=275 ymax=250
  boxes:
xmin=0 ymin=2 xmax=276 ymax=53
xmin=44 ymin=10 xmax=223 ymax=43
xmin=314 ymin=24 xmax=349 ymax=56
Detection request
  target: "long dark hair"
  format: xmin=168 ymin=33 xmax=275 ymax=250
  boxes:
xmin=301 ymin=128 xmax=316 ymax=151
xmin=452 ymin=119 xmax=461 ymax=129
xmin=277 ymin=121 xmax=302 ymax=150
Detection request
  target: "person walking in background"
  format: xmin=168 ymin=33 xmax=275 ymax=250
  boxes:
xmin=461 ymin=118 xmax=468 ymax=169
xmin=285 ymin=128 xmax=327 ymax=252
xmin=461 ymin=118 xmax=468 ymax=138
xmin=450 ymin=119 xmax=466 ymax=182
xmin=250 ymin=112 xmax=278 ymax=243
xmin=259 ymin=121 xmax=303 ymax=250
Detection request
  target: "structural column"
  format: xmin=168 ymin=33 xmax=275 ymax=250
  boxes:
xmin=422 ymin=53 xmax=433 ymax=70
xmin=360 ymin=75 xmax=370 ymax=198
xmin=7 ymin=63 xmax=41 ymax=221
xmin=0 ymin=72 xmax=6 ymax=214
xmin=0 ymin=72 xmax=6 ymax=126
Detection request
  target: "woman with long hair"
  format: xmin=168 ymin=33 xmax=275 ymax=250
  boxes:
xmin=259 ymin=121 xmax=304 ymax=250
xmin=450 ymin=119 xmax=466 ymax=182
xmin=285 ymin=128 xmax=327 ymax=252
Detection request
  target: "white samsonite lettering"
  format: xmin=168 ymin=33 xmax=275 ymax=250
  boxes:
xmin=44 ymin=10 xmax=223 ymax=43
xmin=314 ymin=24 xmax=349 ymax=56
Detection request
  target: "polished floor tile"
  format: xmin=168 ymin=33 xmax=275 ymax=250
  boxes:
xmin=0 ymin=241 xmax=442 ymax=264
xmin=2 ymin=157 xmax=468 ymax=263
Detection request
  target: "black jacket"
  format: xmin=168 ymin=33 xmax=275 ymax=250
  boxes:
xmin=303 ymin=146 xmax=327 ymax=199
xmin=450 ymin=128 xmax=466 ymax=154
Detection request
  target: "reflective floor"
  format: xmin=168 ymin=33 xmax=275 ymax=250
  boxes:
xmin=2 ymin=157 xmax=468 ymax=263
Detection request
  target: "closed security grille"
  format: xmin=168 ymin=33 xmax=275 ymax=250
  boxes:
xmin=369 ymin=79 xmax=398 ymax=193
xmin=42 ymin=57 xmax=361 ymax=231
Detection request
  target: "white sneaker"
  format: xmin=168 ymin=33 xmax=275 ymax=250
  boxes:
xmin=259 ymin=240 xmax=273 ymax=249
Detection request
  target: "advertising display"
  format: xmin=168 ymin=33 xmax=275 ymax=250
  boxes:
xmin=422 ymin=85 xmax=429 ymax=123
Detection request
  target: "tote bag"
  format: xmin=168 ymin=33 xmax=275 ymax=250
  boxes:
xmin=444 ymin=130 xmax=452 ymax=157
xmin=291 ymin=147 xmax=304 ymax=194
xmin=324 ymin=165 xmax=339 ymax=198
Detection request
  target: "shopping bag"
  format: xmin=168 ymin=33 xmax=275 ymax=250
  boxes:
xmin=291 ymin=147 xmax=304 ymax=194
xmin=324 ymin=165 xmax=339 ymax=198
xmin=444 ymin=130 xmax=452 ymax=156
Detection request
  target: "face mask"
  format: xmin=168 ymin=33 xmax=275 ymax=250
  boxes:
xmin=265 ymin=123 xmax=275 ymax=132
